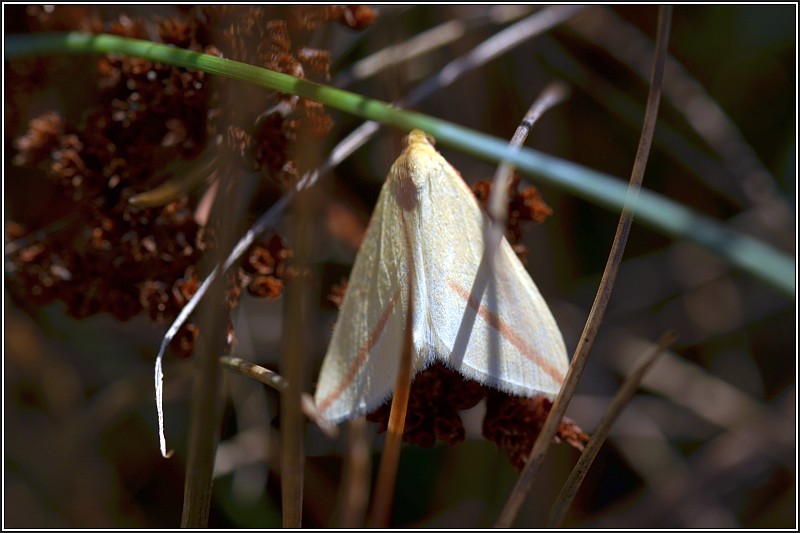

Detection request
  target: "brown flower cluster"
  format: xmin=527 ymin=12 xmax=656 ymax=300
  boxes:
xmin=238 ymin=233 xmax=294 ymax=300
xmin=366 ymin=364 xmax=486 ymax=447
xmin=366 ymin=363 xmax=587 ymax=470
xmin=6 ymin=6 xmax=375 ymax=357
xmin=471 ymin=173 xmax=554 ymax=262
xmin=483 ymin=391 xmax=588 ymax=470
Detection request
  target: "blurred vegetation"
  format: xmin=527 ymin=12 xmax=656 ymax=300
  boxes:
xmin=4 ymin=5 xmax=795 ymax=528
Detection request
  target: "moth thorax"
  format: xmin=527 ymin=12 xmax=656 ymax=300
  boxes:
xmin=392 ymin=161 xmax=422 ymax=212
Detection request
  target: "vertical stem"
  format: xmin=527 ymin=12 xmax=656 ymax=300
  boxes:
xmin=181 ymin=164 xmax=247 ymax=527
xmin=280 ymin=193 xmax=313 ymax=527
xmin=366 ymin=326 xmax=414 ymax=527
xmin=336 ymin=418 xmax=372 ymax=528
xmin=180 ymin=277 xmax=228 ymax=527
xmin=546 ymin=332 xmax=675 ymax=527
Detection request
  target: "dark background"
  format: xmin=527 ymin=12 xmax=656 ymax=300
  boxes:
xmin=4 ymin=5 xmax=795 ymax=528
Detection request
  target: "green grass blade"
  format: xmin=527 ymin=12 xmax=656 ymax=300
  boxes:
xmin=5 ymin=32 xmax=794 ymax=296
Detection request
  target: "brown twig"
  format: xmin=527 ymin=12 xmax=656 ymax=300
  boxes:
xmin=219 ymin=356 xmax=338 ymax=439
xmin=336 ymin=418 xmax=373 ymax=528
xmin=279 ymin=194 xmax=314 ymax=528
xmin=495 ymin=6 xmax=672 ymax=527
xmin=547 ymin=331 xmax=676 ymax=527
xmin=335 ymin=6 xmax=538 ymax=88
xmin=180 ymin=161 xmax=248 ymax=527
xmin=128 ymin=149 xmax=220 ymax=208
xmin=485 ymin=80 xmax=570 ymax=251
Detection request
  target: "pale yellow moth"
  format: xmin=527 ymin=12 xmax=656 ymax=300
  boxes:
xmin=314 ymin=130 xmax=569 ymax=423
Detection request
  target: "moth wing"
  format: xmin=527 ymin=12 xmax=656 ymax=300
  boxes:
xmin=314 ymin=184 xmax=412 ymax=423
xmin=423 ymin=162 xmax=569 ymax=398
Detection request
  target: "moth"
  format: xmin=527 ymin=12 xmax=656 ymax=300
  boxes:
xmin=315 ymin=130 xmax=569 ymax=423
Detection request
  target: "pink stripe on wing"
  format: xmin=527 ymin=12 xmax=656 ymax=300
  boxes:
xmin=318 ymin=287 xmax=402 ymax=413
xmin=446 ymin=278 xmax=565 ymax=387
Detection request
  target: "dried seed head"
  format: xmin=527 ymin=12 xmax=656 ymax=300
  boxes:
xmin=366 ymin=362 xmax=587 ymax=470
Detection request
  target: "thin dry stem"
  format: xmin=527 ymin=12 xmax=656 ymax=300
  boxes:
xmin=336 ymin=6 xmax=538 ymax=88
xmin=616 ymin=343 xmax=768 ymax=431
xmin=366 ymin=230 xmax=417 ymax=528
xmin=633 ymin=394 xmax=792 ymax=527
xmin=487 ymin=80 xmax=570 ymax=229
xmin=181 ymin=162 xmax=248 ymax=527
xmin=337 ymin=19 xmax=468 ymax=87
xmin=547 ymin=331 xmax=676 ymax=527
xmin=336 ymin=418 xmax=373 ymax=528
xmin=129 ymin=149 xmax=220 ymax=208
xmin=219 ymin=356 xmax=338 ymax=438
xmin=407 ymin=5 xmax=586 ymax=104
xmin=279 ymin=196 xmax=314 ymax=527
xmin=220 ymin=356 xmax=289 ymax=391
xmin=495 ymin=6 xmax=672 ymax=527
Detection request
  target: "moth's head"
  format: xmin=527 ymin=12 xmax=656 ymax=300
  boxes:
xmin=391 ymin=130 xmax=438 ymax=212
xmin=404 ymin=129 xmax=436 ymax=148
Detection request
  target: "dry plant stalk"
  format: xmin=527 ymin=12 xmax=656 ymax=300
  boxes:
xmin=336 ymin=419 xmax=373 ymax=528
xmin=366 ymin=273 xmax=416 ymax=528
xmin=547 ymin=331 xmax=676 ymax=527
xmin=181 ymin=160 xmax=248 ymax=527
xmin=278 ymin=131 xmax=323 ymax=526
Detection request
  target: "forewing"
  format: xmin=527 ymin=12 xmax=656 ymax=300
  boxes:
xmin=314 ymin=184 xmax=412 ymax=423
xmin=423 ymin=163 xmax=569 ymax=398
